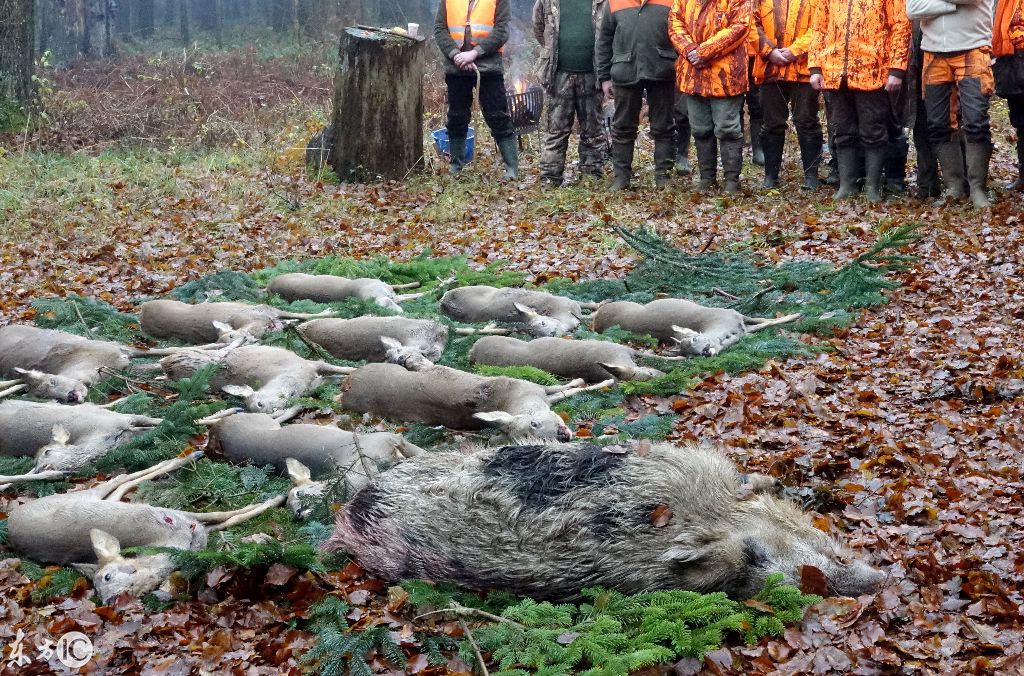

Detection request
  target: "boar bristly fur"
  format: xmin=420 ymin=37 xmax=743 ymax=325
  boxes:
xmin=323 ymin=442 xmax=885 ymax=601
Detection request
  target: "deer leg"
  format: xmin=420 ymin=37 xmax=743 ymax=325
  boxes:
xmin=272 ymin=405 xmax=303 ymax=424
xmin=201 ymin=495 xmax=286 ymax=530
xmin=452 ymin=323 xmax=512 ymax=336
xmin=543 ymin=379 xmax=586 ymax=395
xmin=0 ymin=470 xmax=68 ymax=490
xmin=194 ymin=408 xmax=243 ymax=426
xmin=390 ymin=281 xmax=422 ymax=290
xmin=546 ymin=379 xmax=616 ymax=404
xmin=0 ymin=379 xmax=22 ymax=389
xmin=128 ymin=415 xmax=164 ymax=427
xmin=634 ymin=350 xmax=691 ymax=362
xmin=280 ymin=309 xmax=338 ymax=320
xmin=0 ymin=383 xmax=26 ymax=399
xmin=395 ymin=291 xmax=428 ymax=302
xmin=743 ymin=313 xmax=804 ymax=332
xmin=102 ymin=451 xmax=205 ymax=502
xmin=316 ymin=363 xmax=356 ymax=376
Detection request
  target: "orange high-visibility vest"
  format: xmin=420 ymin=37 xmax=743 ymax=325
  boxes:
xmin=447 ymin=0 xmax=503 ymax=52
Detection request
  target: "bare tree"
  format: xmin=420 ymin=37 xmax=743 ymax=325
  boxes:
xmin=0 ymin=0 xmax=34 ymax=116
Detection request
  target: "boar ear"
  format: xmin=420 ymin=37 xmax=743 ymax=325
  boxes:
xmin=222 ymin=384 xmax=255 ymax=398
xmin=473 ymin=411 xmax=515 ymax=427
xmin=513 ymin=302 xmax=539 ymax=319
xmin=286 ymin=458 xmax=313 ymax=485
xmin=596 ymin=362 xmax=634 ymax=381
xmin=50 ymin=424 xmax=71 ymax=446
xmin=90 ymin=529 xmax=123 ymax=565
xmin=379 ymin=336 xmax=403 ymax=351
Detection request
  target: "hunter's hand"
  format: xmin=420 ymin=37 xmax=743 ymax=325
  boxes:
xmin=810 ymin=73 xmax=824 ymax=91
xmin=687 ymin=49 xmax=702 ymax=66
xmin=768 ymin=49 xmax=788 ymax=66
xmin=884 ymin=75 xmax=903 ymax=92
xmin=454 ymin=51 xmax=479 ymax=71
xmin=602 ymin=80 xmax=614 ymax=100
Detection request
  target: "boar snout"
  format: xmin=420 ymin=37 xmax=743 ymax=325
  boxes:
xmin=831 ymin=561 xmax=887 ymax=597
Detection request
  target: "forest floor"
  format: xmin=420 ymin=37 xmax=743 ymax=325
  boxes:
xmin=1 ymin=39 xmax=1023 ymax=675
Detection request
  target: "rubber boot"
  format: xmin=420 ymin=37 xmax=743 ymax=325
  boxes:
xmin=797 ymin=134 xmax=822 ymax=189
xmin=833 ymin=146 xmax=860 ymax=199
xmin=916 ymin=140 xmax=941 ymax=199
xmin=610 ymin=141 xmax=635 ymax=191
xmin=497 ymin=137 xmax=519 ymax=180
xmin=693 ymin=135 xmax=718 ymax=192
xmin=825 ymin=154 xmax=840 ymax=185
xmin=884 ymin=133 xmax=909 ymax=195
xmin=761 ymin=132 xmax=784 ymax=189
xmin=721 ymin=138 xmax=744 ymax=194
xmin=965 ymin=141 xmax=992 ymax=208
xmin=449 ymin=135 xmax=467 ymax=174
xmin=750 ymin=117 xmax=765 ymax=166
xmin=1009 ymin=141 xmax=1024 ymax=190
xmin=935 ymin=141 xmax=968 ymax=200
xmin=654 ymin=139 xmax=674 ymax=188
xmin=864 ymin=146 xmax=885 ymax=203
xmin=675 ymin=136 xmax=692 ymax=175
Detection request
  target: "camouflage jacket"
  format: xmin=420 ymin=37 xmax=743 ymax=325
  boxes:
xmin=532 ymin=0 xmax=608 ymax=90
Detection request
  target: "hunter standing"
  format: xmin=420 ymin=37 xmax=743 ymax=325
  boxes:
xmin=751 ymin=0 xmax=822 ymax=189
xmin=809 ymin=0 xmax=911 ymax=203
xmin=907 ymin=0 xmax=997 ymax=207
xmin=668 ymin=0 xmax=752 ymax=193
xmin=534 ymin=0 xmax=608 ymax=185
xmin=596 ymin=0 xmax=677 ymax=190
xmin=435 ymin=0 xmax=519 ymax=178
xmin=993 ymin=0 xmax=1024 ymax=191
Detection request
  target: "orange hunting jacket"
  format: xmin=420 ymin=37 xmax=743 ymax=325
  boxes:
xmin=807 ymin=0 xmax=911 ymax=91
xmin=751 ymin=0 xmax=818 ymax=84
xmin=668 ymin=0 xmax=752 ymax=97
xmin=994 ymin=0 xmax=1024 ymax=57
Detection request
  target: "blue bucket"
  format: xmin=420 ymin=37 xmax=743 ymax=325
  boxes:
xmin=432 ymin=127 xmax=476 ymax=163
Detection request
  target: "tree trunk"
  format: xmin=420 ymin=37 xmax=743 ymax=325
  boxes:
xmin=326 ymin=27 xmax=427 ymax=181
xmin=0 ymin=0 xmax=34 ymax=117
xmin=115 ymin=0 xmax=131 ymax=36
xmin=83 ymin=0 xmax=111 ymax=56
xmin=178 ymin=0 xmax=189 ymax=43
xmin=137 ymin=0 xmax=154 ymax=37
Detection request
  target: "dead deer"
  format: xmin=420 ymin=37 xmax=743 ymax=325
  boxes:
xmin=296 ymin=317 xmax=449 ymax=371
xmin=339 ymin=363 xmax=613 ymax=442
xmin=0 ymin=325 xmax=188 ymax=403
xmin=469 ymin=335 xmax=690 ymax=383
xmin=592 ymin=299 xmax=803 ymax=357
xmin=440 ymin=286 xmax=598 ymax=337
xmin=159 ymin=345 xmax=353 ymax=413
xmin=5 ymin=451 xmax=285 ymax=603
xmin=139 ymin=299 xmax=335 ymax=345
xmin=205 ymin=410 xmax=424 ymax=516
xmin=0 ymin=399 xmax=162 ymax=472
xmin=267 ymin=273 xmax=427 ymax=313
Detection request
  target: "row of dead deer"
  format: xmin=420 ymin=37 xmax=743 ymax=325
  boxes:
xmin=0 ymin=275 xmax=805 ymax=604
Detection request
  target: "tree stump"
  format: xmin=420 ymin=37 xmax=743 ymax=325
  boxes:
xmin=325 ymin=27 xmax=427 ymax=182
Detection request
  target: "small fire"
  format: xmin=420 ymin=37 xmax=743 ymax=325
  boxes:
xmin=513 ymin=79 xmax=527 ymax=94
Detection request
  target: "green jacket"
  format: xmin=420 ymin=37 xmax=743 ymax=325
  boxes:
xmin=434 ymin=0 xmax=511 ymax=76
xmin=596 ymin=0 xmax=677 ymax=85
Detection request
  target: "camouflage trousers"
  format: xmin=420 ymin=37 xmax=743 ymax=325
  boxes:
xmin=539 ymin=71 xmax=606 ymax=182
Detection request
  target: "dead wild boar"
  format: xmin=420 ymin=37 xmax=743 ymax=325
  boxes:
xmin=267 ymin=273 xmax=425 ymax=312
xmin=322 ymin=441 xmax=885 ymax=601
xmin=440 ymin=286 xmax=592 ymax=337
xmin=592 ymin=299 xmax=803 ymax=357
xmin=296 ymin=317 xmax=448 ymax=370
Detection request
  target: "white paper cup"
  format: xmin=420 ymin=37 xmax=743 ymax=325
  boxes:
xmin=408 ymin=23 xmax=419 ymax=38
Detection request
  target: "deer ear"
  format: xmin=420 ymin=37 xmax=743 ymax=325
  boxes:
xmin=222 ymin=384 xmax=255 ymax=398
xmin=90 ymin=529 xmax=123 ymax=565
xmin=671 ymin=325 xmax=698 ymax=338
xmin=211 ymin=320 xmax=234 ymax=333
xmin=286 ymin=458 xmax=313 ymax=485
xmin=50 ymin=424 xmax=71 ymax=446
xmin=379 ymin=336 xmax=403 ymax=350
xmin=596 ymin=362 xmax=633 ymax=381
xmin=513 ymin=302 xmax=539 ymax=318
xmin=13 ymin=367 xmax=29 ymax=376
xmin=473 ymin=411 xmax=515 ymax=426
xmin=71 ymin=563 xmax=98 ymax=577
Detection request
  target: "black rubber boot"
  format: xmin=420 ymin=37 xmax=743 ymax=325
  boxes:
xmin=883 ymin=133 xmax=908 ymax=195
xmin=497 ymin=137 xmax=519 ymax=180
xmin=675 ymin=135 xmax=692 ymax=175
xmin=965 ymin=141 xmax=992 ymax=208
xmin=750 ymin=117 xmax=765 ymax=166
xmin=654 ymin=139 xmax=674 ymax=188
xmin=721 ymin=138 xmax=744 ymax=194
xmin=1009 ymin=141 xmax=1024 ymax=190
xmin=916 ymin=141 xmax=941 ymax=199
xmin=761 ymin=132 xmax=784 ymax=189
xmin=610 ymin=141 xmax=635 ymax=191
xmin=864 ymin=146 xmax=885 ymax=203
xmin=448 ymin=135 xmax=467 ymax=174
xmin=935 ymin=140 xmax=968 ymax=200
xmin=833 ymin=146 xmax=859 ymax=199
xmin=797 ymin=134 xmax=822 ymax=189
xmin=693 ymin=135 xmax=718 ymax=192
